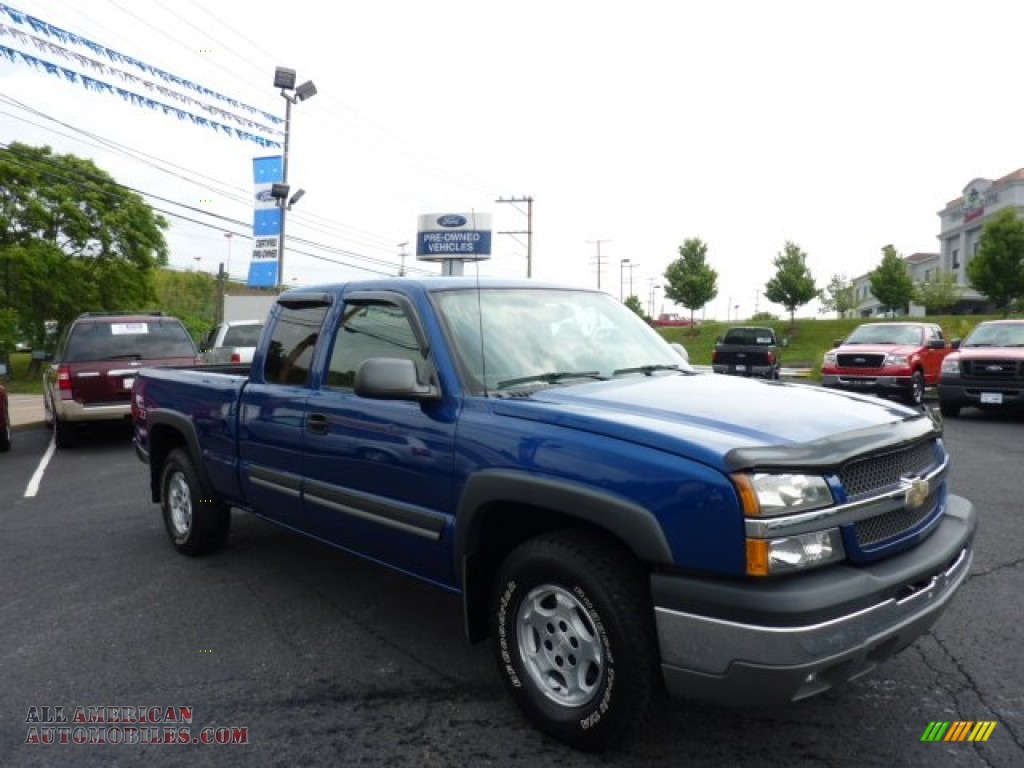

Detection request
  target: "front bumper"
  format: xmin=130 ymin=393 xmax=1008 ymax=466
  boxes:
xmin=938 ymin=380 xmax=1024 ymax=409
xmin=821 ymin=373 xmax=913 ymax=396
xmin=653 ymin=493 xmax=975 ymax=706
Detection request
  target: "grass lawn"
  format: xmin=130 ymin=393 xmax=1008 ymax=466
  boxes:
xmin=2 ymin=352 xmax=45 ymax=395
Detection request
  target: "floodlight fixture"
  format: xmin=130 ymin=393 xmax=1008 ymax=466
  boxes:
xmin=294 ymin=80 xmax=318 ymax=102
xmin=274 ymin=67 xmax=296 ymax=90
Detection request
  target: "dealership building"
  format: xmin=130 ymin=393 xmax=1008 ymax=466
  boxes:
xmin=851 ymin=168 xmax=1024 ymax=316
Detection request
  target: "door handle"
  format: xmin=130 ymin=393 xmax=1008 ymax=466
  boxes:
xmin=305 ymin=413 xmax=329 ymax=436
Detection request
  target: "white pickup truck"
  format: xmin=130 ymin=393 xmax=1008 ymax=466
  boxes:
xmin=198 ymin=319 xmax=264 ymax=365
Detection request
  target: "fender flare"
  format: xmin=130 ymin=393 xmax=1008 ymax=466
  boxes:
xmin=455 ymin=469 xmax=674 ymax=571
xmin=144 ymin=408 xmax=211 ymax=503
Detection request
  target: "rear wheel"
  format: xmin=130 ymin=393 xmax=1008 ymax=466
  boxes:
xmin=54 ymin=418 xmax=77 ymax=449
xmin=490 ymin=530 xmax=658 ymax=751
xmin=160 ymin=448 xmax=230 ymax=556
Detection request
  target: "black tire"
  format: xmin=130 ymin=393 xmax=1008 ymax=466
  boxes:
xmin=490 ymin=530 xmax=658 ymax=751
xmin=905 ymin=370 xmax=925 ymax=407
xmin=54 ymin=418 xmax=77 ymax=449
xmin=0 ymin=400 xmax=10 ymax=453
xmin=939 ymin=401 xmax=961 ymax=418
xmin=160 ymin=448 xmax=230 ymax=556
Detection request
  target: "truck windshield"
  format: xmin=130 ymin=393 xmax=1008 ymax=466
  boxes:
xmin=434 ymin=287 xmax=688 ymax=392
xmin=845 ymin=325 xmax=923 ymax=345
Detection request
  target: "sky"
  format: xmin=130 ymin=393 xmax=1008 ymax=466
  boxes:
xmin=1 ymin=0 xmax=1023 ymax=321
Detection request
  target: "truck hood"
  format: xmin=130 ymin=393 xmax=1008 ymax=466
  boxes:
xmin=949 ymin=346 xmax=1024 ymax=360
xmin=834 ymin=343 xmax=919 ymax=356
xmin=492 ymin=373 xmax=932 ymax=471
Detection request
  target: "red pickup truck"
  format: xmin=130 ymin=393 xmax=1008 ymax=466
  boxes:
xmin=821 ymin=322 xmax=955 ymax=407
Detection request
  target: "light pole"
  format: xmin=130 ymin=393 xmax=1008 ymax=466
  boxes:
xmin=272 ymin=66 xmax=317 ymax=290
xmin=223 ymin=232 xmax=233 ymax=281
xmin=649 ymin=283 xmax=661 ymax=318
xmin=619 ymin=258 xmax=630 ymax=302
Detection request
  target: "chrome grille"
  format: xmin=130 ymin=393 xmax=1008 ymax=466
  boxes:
xmin=961 ymin=359 xmax=1022 ymax=380
xmin=837 ymin=353 xmax=886 ymax=368
xmin=854 ymin=491 xmax=938 ymax=547
xmin=838 ymin=440 xmax=939 ymax=499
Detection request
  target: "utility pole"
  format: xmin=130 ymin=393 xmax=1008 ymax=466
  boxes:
xmin=588 ymin=239 xmax=610 ymax=289
xmin=397 ymin=242 xmax=409 ymax=276
xmin=496 ymin=196 xmax=534 ymax=277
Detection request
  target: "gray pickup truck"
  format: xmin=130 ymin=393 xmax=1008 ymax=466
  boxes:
xmin=712 ymin=325 xmax=781 ymax=379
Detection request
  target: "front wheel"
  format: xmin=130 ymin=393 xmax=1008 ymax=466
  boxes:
xmin=490 ymin=530 xmax=658 ymax=751
xmin=160 ymin=448 xmax=230 ymax=556
xmin=0 ymin=398 xmax=10 ymax=452
xmin=905 ymin=370 xmax=925 ymax=407
xmin=939 ymin=401 xmax=961 ymax=418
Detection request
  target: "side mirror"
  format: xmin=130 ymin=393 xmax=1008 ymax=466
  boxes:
xmin=714 ymin=336 xmax=722 ymax=344
xmin=927 ymin=338 xmax=946 ymax=350
xmin=951 ymin=338 xmax=962 ymax=350
xmin=833 ymin=338 xmax=843 ymax=347
xmin=354 ymin=358 xmax=439 ymax=401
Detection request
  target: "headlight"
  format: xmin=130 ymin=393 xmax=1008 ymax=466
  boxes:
xmin=734 ymin=472 xmax=834 ymax=517
xmin=823 ymin=351 xmax=837 ymax=366
xmin=941 ymin=356 xmax=960 ymax=375
xmin=746 ymin=529 xmax=845 ymax=575
xmin=884 ymin=353 xmax=909 ymax=367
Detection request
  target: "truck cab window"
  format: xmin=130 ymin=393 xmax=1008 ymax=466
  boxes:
xmin=264 ymin=305 xmax=329 ymax=385
xmin=326 ymin=302 xmax=426 ymax=389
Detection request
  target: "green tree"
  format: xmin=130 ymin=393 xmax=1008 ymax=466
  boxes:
xmin=820 ymin=273 xmax=857 ymax=318
xmin=763 ymin=241 xmax=819 ymax=325
xmin=914 ymin=269 xmax=960 ymax=315
xmin=967 ymin=208 xmax=1024 ymax=315
xmin=0 ymin=142 xmax=168 ymax=340
xmin=623 ymin=294 xmax=646 ymax=319
xmin=868 ymin=245 xmax=914 ymax=315
xmin=663 ymin=238 xmax=718 ymax=327
xmin=151 ymin=268 xmax=219 ymax=341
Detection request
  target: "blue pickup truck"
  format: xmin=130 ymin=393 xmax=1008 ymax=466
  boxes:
xmin=131 ymin=277 xmax=976 ymax=750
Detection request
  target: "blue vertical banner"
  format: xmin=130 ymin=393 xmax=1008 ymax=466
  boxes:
xmin=248 ymin=155 xmax=284 ymax=287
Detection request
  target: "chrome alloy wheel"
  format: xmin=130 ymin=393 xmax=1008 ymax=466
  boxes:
xmin=516 ymin=585 xmax=605 ymax=707
xmin=167 ymin=470 xmax=193 ymax=537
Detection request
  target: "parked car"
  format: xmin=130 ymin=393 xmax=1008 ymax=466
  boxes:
xmin=711 ymin=326 xmax=781 ymax=378
xmin=0 ymin=383 xmax=10 ymax=452
xmin=938 ymin=319 xmax=1024 ymax=417
xmin=44 ymin=312 xmax=199 ymax=448
xmin=199 ymin=319 xmax=264 ymax=365
xmin=820 ymin=322 xmax=954 ymax=406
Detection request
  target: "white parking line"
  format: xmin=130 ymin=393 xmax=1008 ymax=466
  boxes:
xmin=24 ymin=434 xmax=56 ymax=498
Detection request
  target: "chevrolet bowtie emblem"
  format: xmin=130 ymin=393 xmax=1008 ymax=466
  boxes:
xmin=904 ymin=477 xmax=930 ymax=509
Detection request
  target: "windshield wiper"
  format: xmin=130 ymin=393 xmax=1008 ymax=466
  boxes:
xmin=496 ymin=371 xmax=604 ymax=389
xmin=612 ymin=364 xmax=681 ymax=376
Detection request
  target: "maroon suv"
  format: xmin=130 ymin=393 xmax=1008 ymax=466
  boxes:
xmin=44 ymin=312 xmax=199 ymax=448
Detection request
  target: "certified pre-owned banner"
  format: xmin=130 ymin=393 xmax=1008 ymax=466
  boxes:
xmin=248 ymin=155 xmax=283 ymax=287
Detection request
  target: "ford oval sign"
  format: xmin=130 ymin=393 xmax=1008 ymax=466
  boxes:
xmin=256 ymin=189 xmax=275 ymax=202
xmin=437 ymin=215 xmax=467 ymax=228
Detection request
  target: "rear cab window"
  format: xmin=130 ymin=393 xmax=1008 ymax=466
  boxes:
xmin=64 ymin=319 xmax=196 ymax=362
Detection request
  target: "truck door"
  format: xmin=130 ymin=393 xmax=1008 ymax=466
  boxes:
xmin=300 ymin=293 xmax=457 ymax=585
xmin=237 ymin=295 xmax=331 ymax=526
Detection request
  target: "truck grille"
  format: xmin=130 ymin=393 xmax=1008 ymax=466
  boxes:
xmin=960 ymin=358 xmax=1023 ymax=380
xmin=853 ymin=488 xmax=939 ymax=547
xmin=838 ymin=439 xmax=939 ymax=499
xmin=836 ymin=353 xmax=886 ymax=368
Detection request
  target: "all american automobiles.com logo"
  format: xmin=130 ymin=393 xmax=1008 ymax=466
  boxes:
xmin=24 ymin=705 xmax=249 ymax=746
